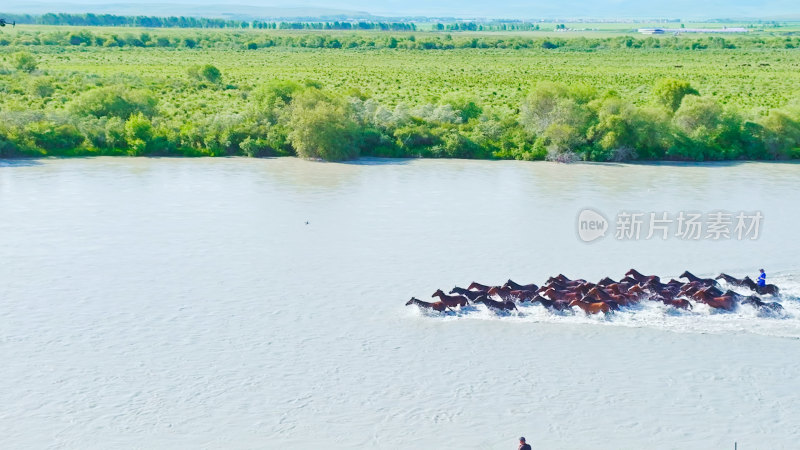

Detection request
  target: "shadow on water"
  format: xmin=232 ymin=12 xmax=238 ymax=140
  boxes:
xmin=342 ymin=157 xmax=415 ymax=166
xmin=623 ymin=160 xmax=800 ymax=168
xmin=0 ymin=159 xmax=44 ymax=167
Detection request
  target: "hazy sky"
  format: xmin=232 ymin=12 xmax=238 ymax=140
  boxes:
xmin=8 ymin=0 xmax=800 ymax=19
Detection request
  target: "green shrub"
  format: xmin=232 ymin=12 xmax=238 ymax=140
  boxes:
xmin=70 ymin=86 xmax=158 ymax=119
xmin=287 ymin=89 xmax=360 ymax=161
xmin=124 ymin=113 xmax=153 ymax=156
xmin=653 ymin=78 xmax=699 ymax=112
xmin=12 ymin=52 xmax=38 ymax=73
xmin=187 ymin=64 xmax=222 ymax=83
xmin=25 ymin=121 xmax=85 ymax=154
xmin=29 ymin=77 xmax=55 ymax=98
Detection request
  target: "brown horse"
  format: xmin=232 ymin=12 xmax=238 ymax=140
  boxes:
xmin=487 ymin=286 xmax=513 ymax=299
xmin=432 ymin=289 xmax=468 ymax=307
xmin=575 ymin=282 xmax=596 ymax=296
xmin=627 ymin=284 xmax=652 ymax=300
xmin=661 ymin=298 xmax=692 ymax=310
xmin=691 ymin=290 xmax=735 ymax=311
xmin=468 ymin=282 xmax=496 ymax=292
xmin=569 ymin=298 xmax=617 ymax=314
xmin=538 ymin=281 xmax=572 ymax=294
xmin=606 ymin=283 xmax=636 ymax=295
xmin=473 ymin=296 xmax=518 ymax=311
xmin=406 ymin=297 xmax=449 ymax=312
xmin=543 ymin=287 xmax=581 ymax=302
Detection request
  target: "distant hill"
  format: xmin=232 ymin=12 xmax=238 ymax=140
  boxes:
xmin=0 ymin=2 xmax=375 ymax=21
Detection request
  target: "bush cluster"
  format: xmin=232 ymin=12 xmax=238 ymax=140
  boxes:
xmin=1 ymin=60 xmax=799 ymax=162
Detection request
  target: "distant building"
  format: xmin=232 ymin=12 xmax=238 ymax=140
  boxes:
xmin=638 ymin=27 xmax=748 ymax=35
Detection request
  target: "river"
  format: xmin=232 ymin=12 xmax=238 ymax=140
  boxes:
xmin=1 ymin=157 xmax=799 ymax=449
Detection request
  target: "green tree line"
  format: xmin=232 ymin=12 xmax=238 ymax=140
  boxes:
xmin=0 ymin=13 xmax=418 ymax=31
xmin=1 ymin=13 xmax=249 ymax=29
xmin=2 ymin=28 xmax=800 ymax=50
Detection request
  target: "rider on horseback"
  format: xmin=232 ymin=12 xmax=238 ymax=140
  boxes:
xmin=757 ymin=269 xmax=766 ymax=287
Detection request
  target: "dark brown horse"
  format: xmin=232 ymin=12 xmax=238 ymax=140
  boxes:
xmin=756 ymin=284 xmax=781 ymax=296
xmin=432 ymin=289 xmax=468 ymax=307
xmin=642 ymin=279 xmax=680 ymax=300
xmin=733 ymin=276 xmax=780 ymax=296
xmin=741 ymin=295 xmax=784 ymax=313
xmin=503 ymin=279 xmax=539 ymax=292
xmin=597 ymin=276 xmax=617 ymax=287
xmin=680 ymin=271 xmax=717 ymax=286
xmin=607 ymin=283 xmax=635 ymax=295
xmin=680 ymin=282 xmax=723 ymax=298
xmin=715 ymin=273 xmax=750 ymax=287
xmin=625 ymin=269 xmax=660 ymax=285
xmin=406 ymin=297 xmax=449 ymax=312
xmin=588 ymin=287 xmax=636 ymax=307
xmin=546 ymin=275 xmax=586 ymax=286
xmin=449 ymin=287 xmax=485 ymax=301
xmin=473 ymin=296 xmax=518 ymax=311
xmin=528 ymin=295 xmax=570 ymax=311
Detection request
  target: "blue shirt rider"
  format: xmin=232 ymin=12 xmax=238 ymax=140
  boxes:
xmin=757 ymin=269 xmax=766 ymax=287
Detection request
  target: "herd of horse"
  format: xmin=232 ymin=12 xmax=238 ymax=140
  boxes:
xmin=405 ymin=270 xmax=784 ymax=315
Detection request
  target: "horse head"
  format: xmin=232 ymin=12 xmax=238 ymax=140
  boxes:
xmin=432 ymin=289 xmax=444 ymax=298
xmin=598 ymin=277 xmax=616 ymax=286
xmin=625 ymin=269 xmax=643 ymax=279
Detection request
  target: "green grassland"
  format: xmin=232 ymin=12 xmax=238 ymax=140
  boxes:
xmin=1 ymin=25 xmax=800 ymax=161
